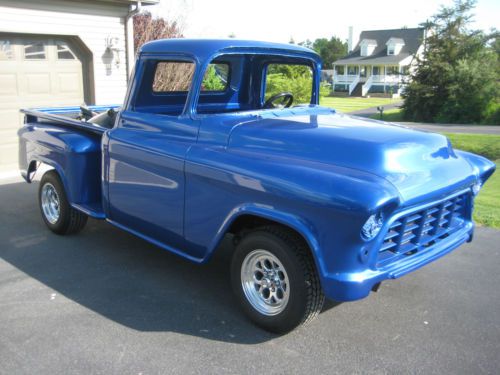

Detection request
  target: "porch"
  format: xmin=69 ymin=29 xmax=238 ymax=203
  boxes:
xmin=332 ymin=65 xmax=408 ymax=97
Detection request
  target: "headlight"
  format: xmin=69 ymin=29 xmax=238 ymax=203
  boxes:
xmin=471 ymin=182 xmax=482 ymax=196
xmin=361 ymin=212 xmax=384 ymax=240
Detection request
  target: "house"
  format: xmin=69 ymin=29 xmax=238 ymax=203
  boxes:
xmin=0 ymin=0 xmax=157 ymax=174
xmin=332 ymin=27 xmax=425 ymax=97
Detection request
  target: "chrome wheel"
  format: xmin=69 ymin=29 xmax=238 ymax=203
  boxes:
xmin=241 ymin=249 xmax=290 ymax=316
xmin=41 ymin=183 xmax=60 ymax=224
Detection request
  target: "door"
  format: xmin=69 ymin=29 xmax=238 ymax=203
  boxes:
xmin=106 ymin=59 xmax=199 ymax=252
xmin=0 ymin=34 xmax=86 ymax=173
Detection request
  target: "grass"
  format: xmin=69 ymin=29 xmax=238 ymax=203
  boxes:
xmin=441 ymin=133 xmax=500 ymax=161
xmin=442 ymin=133 xmax=500 ymax=229
xmin=320 ymin=96 xmax=397 ymax=113
xmin=473 ymin=161 xmax=500 ymax=229
xmin=369 ymin=107 xmax=405 ymax=122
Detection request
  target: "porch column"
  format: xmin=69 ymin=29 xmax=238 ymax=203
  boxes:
xmin=344 ymin=65 xmax=347 ymax=88
xmin=383 ymin=66 xmax=387 ymax=92
xmin=332 ymin=64 xmax=336 ymax=92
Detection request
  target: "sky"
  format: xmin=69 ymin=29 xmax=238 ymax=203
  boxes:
xmin=150 ymin=0 xmax=499 ymax=44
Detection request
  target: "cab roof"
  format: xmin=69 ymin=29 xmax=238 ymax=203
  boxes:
xmin=139 ymin=38 xmax=321 ymax=64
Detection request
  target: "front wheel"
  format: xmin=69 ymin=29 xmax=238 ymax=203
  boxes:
xmin=39 ymin=170 xmax=88 ymax=235
xmin=231 ymin=226 xmax=325 ymax=333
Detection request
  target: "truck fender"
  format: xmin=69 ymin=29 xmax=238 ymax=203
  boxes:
xmin=25 ymin=158 xmax=71 ymax=199
xmin=207 ymin=203 xmax=327 ymax=277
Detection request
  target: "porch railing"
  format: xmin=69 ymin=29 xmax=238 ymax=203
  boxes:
xmin=361 ymin=75 xmax=374 ymax=96
xmin=348 ymin=75 xmax=360 ymax=95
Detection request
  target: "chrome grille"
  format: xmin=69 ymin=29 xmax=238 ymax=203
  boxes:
xmin=377 ymin=193 xmax=469 ymax=267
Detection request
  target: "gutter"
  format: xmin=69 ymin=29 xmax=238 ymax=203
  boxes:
xmin=125 ymin=1 xmax=142 ymax=79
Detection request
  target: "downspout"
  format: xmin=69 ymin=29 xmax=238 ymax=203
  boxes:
xmin=125 ymin=1 xmax=142 ymax=80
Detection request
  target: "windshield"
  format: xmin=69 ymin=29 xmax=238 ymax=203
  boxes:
xmin=264 ymin=63 xmax=313 ymax=106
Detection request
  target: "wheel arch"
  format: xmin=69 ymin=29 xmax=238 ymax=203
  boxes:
xmin=206 ymin=204 xmax=327 ymax=278
xmin=26 ymin=158 xmax=71 ymax=199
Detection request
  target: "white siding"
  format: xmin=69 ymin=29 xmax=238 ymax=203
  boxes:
xmin=0 ymin=0 xmax=130 ymax=104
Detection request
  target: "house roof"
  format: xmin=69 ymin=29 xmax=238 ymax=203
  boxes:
xmin=334 ymin=27 xmax=424 ymax=66
xmin=360 ymin=39 xmax=377 ymax=45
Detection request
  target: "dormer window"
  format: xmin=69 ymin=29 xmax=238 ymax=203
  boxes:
xmin=360 ymin=39 xmax=377 ymax=57
xmin=386 ymin=38 xmax=405 ymax=56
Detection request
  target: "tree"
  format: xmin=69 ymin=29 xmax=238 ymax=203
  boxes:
xmin=312 ymin=37 xmax=348 ymax=69
xmin=300 ymin=37 xmax=347 ymax=69
xmin=402 ymin=0 xmax=499 ymax=124
xmin=133 ymin=11 xmax=183 ymax=52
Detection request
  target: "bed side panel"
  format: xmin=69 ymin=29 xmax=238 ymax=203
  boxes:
xmin=18 ymin=122 xmax=102 ymax=205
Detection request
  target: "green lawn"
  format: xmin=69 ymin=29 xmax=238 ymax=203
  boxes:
xmin=369 ymin=107 xmax=405 ymax=122
xmin=320 ymin=97 xmax=397 ymax=113
xmin=442 ymin=133 xmax=500 ymax=229
xmin=473 ymin=161 xmax=499 ymax=229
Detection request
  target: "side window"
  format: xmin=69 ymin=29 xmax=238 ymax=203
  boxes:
xmin=201 ymin=63 xmax=229 ymax=91
xmin=23 ymin=41 xmax=46 ymax=60
xmin=265 ymin=64 xmax=313 ymax=105
xmin=0 ymin=40 xmax=14 ymax=60
xmin=56 ymin=41 xmax=77 ymax=60
xmin=152 ymin=61 xmax=195 ymax=92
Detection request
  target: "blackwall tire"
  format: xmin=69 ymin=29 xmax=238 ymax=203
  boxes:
xmin=231 ymin=226 xmax=324 ymax=333
xmin=39 ymin=170 xmax=88 ymax=235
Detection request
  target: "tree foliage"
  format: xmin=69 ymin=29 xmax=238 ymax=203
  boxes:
xmin=266 ymin=65 xmax=313 ymax=104
xmin=133 ymin=11 xmax=183 ymax=52
xmin=201 ymin=65 xmax=226 ymax=91
xmin=402 ymin=0 xmax=499 ymax=124
xmin=265 ymin=64 xmax=329 ymax=104
xmin=299 ymin=37 xmax=347 ymax=69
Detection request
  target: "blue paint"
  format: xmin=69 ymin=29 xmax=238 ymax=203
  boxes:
xmin=18 ymin=39 xmax=496 ymax=302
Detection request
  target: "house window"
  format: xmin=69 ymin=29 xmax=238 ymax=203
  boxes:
xmin=56 ymin=41 xmax=77 ymax=60
xmin=387 ymin=45 xmax=395 ymax=55
xmin=201 ymin=63 xmax=229 ymax=91
xmin=347 ymin=66 xmax=358 ymax=75
xmin=0 ymin=40 xmax=14 ymax=60
xmin=386 ymin=66 xmax=399 ymax=75
xmin=23 ymin=41 xmax=46 ymax=60
xmin=373 ymin=66 xmax=380 ymax=75
xmin=152 ymin=61 xmax=195 ymax=92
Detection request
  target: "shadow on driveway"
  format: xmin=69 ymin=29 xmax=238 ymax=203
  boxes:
xmin=0 ymin=180 xmax=339 ymax=344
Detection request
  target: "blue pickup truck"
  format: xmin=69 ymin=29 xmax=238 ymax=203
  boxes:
xmin=18 ymin=39 xmax=495 ymax=333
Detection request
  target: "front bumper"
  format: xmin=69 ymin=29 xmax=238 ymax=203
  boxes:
xmin=321 ymin=216 xmax=474 ymax=302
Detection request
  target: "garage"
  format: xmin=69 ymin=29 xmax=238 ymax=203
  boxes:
xmin=0 ymin=34 xmax=91 ymax=172
xmin=0 ymin=0 xmax=159 ymax=175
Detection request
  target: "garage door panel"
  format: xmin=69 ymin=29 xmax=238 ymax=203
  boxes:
xmin=0 ymin=74 xmax=18 ymax=95
xmin=25 ymin=73 xmax=51 ymax=95
xmin=58 ymin=72 xmax=82 ymax=94
xmin=0 ymin=143 xmax=18 ymax=165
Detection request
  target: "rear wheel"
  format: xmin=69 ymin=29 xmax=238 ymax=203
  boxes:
xmin=39 ymin=170 xmax=88 ymax=235
xmin=231 ymin=226 xmax=325 ymax=333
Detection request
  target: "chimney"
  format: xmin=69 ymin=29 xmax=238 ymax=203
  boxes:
xmin=348 ymin=26 xmax=354 ymax=52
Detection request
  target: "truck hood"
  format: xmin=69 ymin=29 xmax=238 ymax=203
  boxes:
xmin=227 ymin=109 xmax=477 ymax=205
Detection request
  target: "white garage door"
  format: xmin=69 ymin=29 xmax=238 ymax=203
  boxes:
xmin=0 ymin=35 xmax=86 ymax=173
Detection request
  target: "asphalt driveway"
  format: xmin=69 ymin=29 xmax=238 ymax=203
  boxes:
xmin=1 ymin=178 xmax=499 ymax=374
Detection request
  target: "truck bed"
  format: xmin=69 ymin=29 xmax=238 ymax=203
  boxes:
xmin=18 ymin=105 xmax=118 ymax=219
xmin=21 ymin=105 xmax=120 ymax=135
